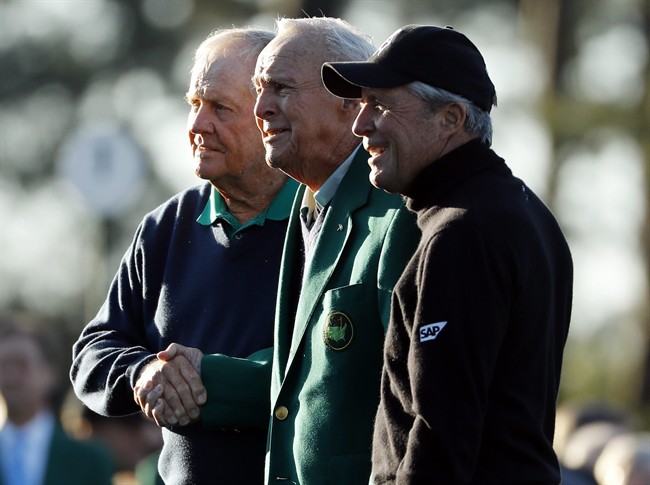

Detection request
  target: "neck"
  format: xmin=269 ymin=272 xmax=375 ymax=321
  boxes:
xmin=302 ymin=166 xmax=338 ymax=193
xmin=216 ymin=174 xmax=287 ymax=224
xmin=304 ymin=140 xmax=359 ymax=192
xmin=439 ymin=132 xmax=477 ymax=159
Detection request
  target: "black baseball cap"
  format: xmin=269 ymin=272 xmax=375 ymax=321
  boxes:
xmin=322 ymin=25 xmax=496 ymax=112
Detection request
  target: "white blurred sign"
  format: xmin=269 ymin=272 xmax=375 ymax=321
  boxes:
xmin=58 ymin=122 xmax=146 ymax=217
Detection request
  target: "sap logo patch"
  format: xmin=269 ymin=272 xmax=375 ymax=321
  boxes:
xmin=419 ymin=321 xmax=447 ymax=343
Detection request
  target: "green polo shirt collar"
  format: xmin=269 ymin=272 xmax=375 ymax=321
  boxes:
xmin=197 ymin=178 xmax=298 ymax=234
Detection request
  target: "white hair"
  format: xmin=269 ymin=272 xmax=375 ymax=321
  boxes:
xmin=191 ymin=27 xmax=275 ymax=93
xmin=408 ymin=80 xmax=494 ymax=146
xmin=275 ymin=17 xmax=375 ymax=62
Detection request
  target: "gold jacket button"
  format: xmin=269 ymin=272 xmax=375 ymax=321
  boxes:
xmin=274 ymin=406 xmax=289 ymax=420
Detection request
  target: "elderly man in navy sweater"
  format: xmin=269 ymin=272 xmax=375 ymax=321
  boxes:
xmin=323 ymin=25 xmax=573 ymax=484
xmin=70 ymin=28 xmax=297 ymax=484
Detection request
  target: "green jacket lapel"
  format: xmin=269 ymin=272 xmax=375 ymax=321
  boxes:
xmin=286 ymin=148 xmax=372 ymax=370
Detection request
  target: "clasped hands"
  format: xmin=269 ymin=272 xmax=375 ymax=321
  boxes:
xmin=133 ymin=343 xmax=206 ymax=428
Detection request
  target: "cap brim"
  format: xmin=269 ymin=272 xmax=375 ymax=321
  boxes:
xmin=322 ymin=62 xmax=413 ymax=99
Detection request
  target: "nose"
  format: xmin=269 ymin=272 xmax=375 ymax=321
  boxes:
xmin=352 ymin=104 xmax=373 ymax=138
xmin=188 ymin=104 xmax=214 ymax=135
xmin=254 ymin=89 xmax=275 ymax=121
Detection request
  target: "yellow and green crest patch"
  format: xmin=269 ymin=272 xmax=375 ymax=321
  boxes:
xmin=323 ymin=311 xmax=353 ymax=351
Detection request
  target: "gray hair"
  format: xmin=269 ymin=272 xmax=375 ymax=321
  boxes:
xmin=408 ymin=81 xmax=494 ymax=146
xmin=276 ymin=17 xmax=375 ymax=62
xmin=191 ymin=27 xmax=275 ymax=92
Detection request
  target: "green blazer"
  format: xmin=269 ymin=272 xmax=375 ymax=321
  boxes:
xmin=0 ymin=424 xmax=114 ymax=485
xmin=266 ymin=149 xmax=420 ymax=484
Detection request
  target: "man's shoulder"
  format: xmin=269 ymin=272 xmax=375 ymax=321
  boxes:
xmin=155 ymin=182 xmax=210 ymax=212
xmin=143 ymin=182 xmax=211 ymax=223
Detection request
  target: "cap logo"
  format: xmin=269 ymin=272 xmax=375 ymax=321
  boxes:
xmin=323 ymin=311 xmax=354 ymax=351
xmin=374 ymin=29 xmax=402 ymax=57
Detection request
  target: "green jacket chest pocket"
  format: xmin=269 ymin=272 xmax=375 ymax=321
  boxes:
xmin=317 ymin=284 xmax=384 ymax=359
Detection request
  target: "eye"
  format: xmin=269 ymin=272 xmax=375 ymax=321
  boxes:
xmin=255 ymin=78 xmax=291 ymax=96
xmin=363 ymin=98 xmax=385 ymax=113
xmin=273 ymin=81 xmax=288 ymax=91
xmin=372 ymin=100 xmax=388 ymax=112
xmin=267 ymin=80 xmax=291 ymax=95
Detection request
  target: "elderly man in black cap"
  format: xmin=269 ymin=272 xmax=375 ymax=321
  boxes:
xmin=323 ymin=25 xmax=573 ymax=483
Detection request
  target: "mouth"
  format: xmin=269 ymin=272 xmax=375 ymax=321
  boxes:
xmin=366 ymin=144 xmax=386 ymax=160
xmin=193 ymin=145 xmax=221 ymax=160
xmin=195 ymin=146 xmax=209 ymax=159
xmin=262 ymin=125 xmax=289 ymax=142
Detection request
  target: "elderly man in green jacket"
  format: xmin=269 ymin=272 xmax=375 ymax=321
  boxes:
xmin=136 ymin=17 xmax=420 ymax=484
xmin=251 ymin=21 xmax=419 ymax=482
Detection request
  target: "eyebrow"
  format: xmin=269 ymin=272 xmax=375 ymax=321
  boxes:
xmin=254 ymin=72 xmax=283 ymax=85
xmin=255 ymin=64 xmax=299 ymax=85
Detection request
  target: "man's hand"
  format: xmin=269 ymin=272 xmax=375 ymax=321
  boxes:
xmin=133 ymin=343 xmax=206 ymax=428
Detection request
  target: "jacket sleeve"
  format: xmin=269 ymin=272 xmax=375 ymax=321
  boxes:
xmin=376 ymin=206 xmax=420 ymax=331
xmin=70 ymin=223 xmax=156 ymax=417
xmin=199 ymin=347 xmax=272 ymax=428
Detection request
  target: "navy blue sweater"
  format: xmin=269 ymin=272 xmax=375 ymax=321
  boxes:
xmin=71 ymin=180 xmax=296 ymax=484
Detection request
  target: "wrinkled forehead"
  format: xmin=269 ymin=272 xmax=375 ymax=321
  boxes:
xmin=255 ymin=33 xmax=326 ymax=79
xmin=189 ymin=61 xmax=209 ymax=92
xmin=191 ymin=49 xmax=256 ymax=95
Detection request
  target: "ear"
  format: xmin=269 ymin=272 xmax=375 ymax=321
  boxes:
xmin=342 ymin=98 xmax=359 ymax=111
xmin=440 ymin=102 xmax=466 ymax=132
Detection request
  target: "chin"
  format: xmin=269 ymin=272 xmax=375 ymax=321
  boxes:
xmin=374 ymin=176 xmax=401 ymax=195
xmin=264 ymin=152 xmax=286 ymax=170
xmin=194 ymin=165 xmax=205 ymax=179
xmin=194 ymin=166 xmax=212 ymax=181
xmin=265 ymin=157 xmax=280 ymax=170
xmin=370 ymin=170 xmax=388 ymax=190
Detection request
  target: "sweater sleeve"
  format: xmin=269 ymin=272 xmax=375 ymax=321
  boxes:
xmin=199 ymin=347 xmax=272 ymax=428
xmin=70 ymin=223 xmax=156 ymax=417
